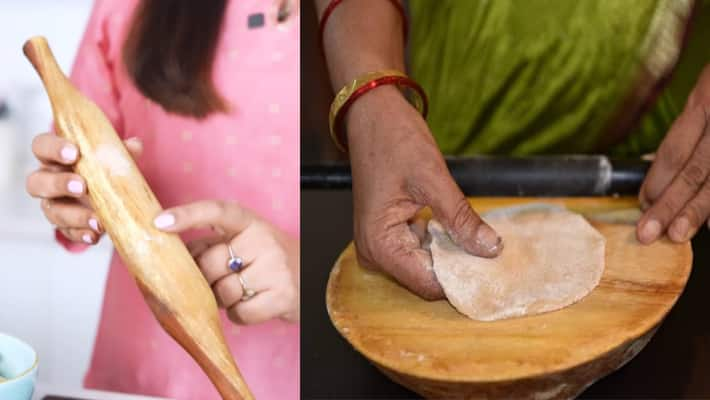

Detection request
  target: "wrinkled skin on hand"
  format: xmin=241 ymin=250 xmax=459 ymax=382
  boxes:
xmin=638 ymin=65 xmax=710 ymax=244
xmin=346 ymin=86 xmax=503 ymax=300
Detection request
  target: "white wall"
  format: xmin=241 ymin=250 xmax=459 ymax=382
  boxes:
xmin=0 ymin=0 xmax=113 ymax=389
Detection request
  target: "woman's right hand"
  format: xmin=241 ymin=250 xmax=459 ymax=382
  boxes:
xmin=345 ymin=86 xmax=503 ymax=300
xmin=26 ymin=133 xmax=142 ymax=244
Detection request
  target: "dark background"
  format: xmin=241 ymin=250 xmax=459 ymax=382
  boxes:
xmin=300 ymin=0 xmax=341 ymax=164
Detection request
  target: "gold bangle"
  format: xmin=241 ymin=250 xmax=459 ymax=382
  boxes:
xmin=328 ymin=69 xmax=429 ymax=152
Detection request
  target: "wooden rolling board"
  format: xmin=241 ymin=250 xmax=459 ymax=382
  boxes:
xmin=326 ymin=197 xmax=692 ymax=399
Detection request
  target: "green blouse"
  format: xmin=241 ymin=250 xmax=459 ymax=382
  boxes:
xmin=408 ymin=0 xmax=710 ymax=157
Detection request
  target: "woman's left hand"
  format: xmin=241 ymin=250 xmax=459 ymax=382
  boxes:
xmin=638 ymin=65 xmax=710 ymax=244
xmin=154 ymin=200 xmax=299 ymax=325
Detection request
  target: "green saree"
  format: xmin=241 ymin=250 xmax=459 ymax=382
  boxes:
xmin=408 ymin=0 xmax=710 ymax=157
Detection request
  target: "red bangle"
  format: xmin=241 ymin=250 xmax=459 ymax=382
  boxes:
xmin=329 ymin=70 xmax=428 ymax=152
xmin=319 ymin=0 xmax=408 ymax=52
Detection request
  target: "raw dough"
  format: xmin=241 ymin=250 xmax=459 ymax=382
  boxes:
xmin=428 ymin=206 xmax=605 ymax=321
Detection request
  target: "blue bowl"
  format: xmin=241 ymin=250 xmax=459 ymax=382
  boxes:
xmin=0 ymin=333 xmax=38 ymax=400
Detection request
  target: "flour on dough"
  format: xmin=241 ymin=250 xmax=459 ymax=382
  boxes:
xmin=428 ymin=207 xmax=605 ymax=321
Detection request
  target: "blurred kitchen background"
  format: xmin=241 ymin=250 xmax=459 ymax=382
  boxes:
xmin=0 ymin=0 xmax=113 ymax=391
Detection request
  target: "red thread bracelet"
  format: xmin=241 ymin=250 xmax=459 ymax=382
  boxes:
xmin=330 ymin=73 xmax=428 ymax=152
xmin=319 ymin=0 xmax=408 ymax=52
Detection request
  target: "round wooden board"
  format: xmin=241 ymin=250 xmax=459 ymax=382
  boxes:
xmin=326 ymin=198 xmax=692 ymax=399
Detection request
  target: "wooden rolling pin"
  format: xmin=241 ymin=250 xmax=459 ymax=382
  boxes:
xmin=24 ymin=36 xmax=252 ymax=400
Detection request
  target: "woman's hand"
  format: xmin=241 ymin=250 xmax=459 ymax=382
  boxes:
xmin=346 ymin=86 xmax=503 ymax=300
xmin=154 ymin=200 xmax=299 ymax=325
xmin=638 ymin=65 xmax=710 ymax=244
xmin=26 ymin=133 xmax=142 ymax=244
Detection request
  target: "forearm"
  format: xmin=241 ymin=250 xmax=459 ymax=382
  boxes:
xmin=315 ymin=0 xmax=406 ymax=90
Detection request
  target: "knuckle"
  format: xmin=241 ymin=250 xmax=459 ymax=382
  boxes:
xmin=281 ymin=274 xmax=298 ymax=300
xmin=658 ymin=145 xmax=685 ymax=171
xmin=366 ymin=234 xmax=394 ymax=268
xmin=683 ymin=202 xmax=704 ymax=227
xmin=679 ymin=163 xmax=707 ymax=190
xmin=205 ymin=200 xmax=228 ymax=222
xmin=271 ymin=246 xmax=288 ymax=265
xmin=277 ymin=287 xmax=296 ymax=312
xmin=213 ymin=200 xmax=228 ymax=215
xmin=353 ymin=230 xmax=379 ymax=268
xmin=450 ymin=197 xmax=477 ymax=233
xmin=657 ymin=195 xmax=683 ymax=221
xmin=30 ymin=134 xmax=46 ymax=157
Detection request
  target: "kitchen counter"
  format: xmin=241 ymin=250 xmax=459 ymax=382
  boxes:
xmin=302 ymin=190 xmax=710 ymax=399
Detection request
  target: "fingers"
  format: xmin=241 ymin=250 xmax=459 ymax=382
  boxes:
xmin=59 ymin=227 xmax=100 ymax=245
xmin=153 ymin=200 xmax=253 ymax=237
xmin=26 ymin=170 xmax=86 ymax=199
xmin=638 ymin=107 xmax=710 ymax=243
xmin=195 ymin=231 xmax=262 ymax=285
xmin=32 ymin=133 xmax=79 ymax=166
xmin=197 ymin=243 xmax=236 ymax=285
xmin=213 ymin=256 xmax=297 ymax=325
xmin=212 ymin=263 xmax=268 ymax=307
xmin=639 ymin=106 xmax=707 ymax=208
xmin=421 ymin=172 xmax=502 ymax=257
xmin=41 ymin=199 xmax=102 ymax=233
xmin=31 ymin=133 xmax=142 ymax=166
xmin=187 ymin=235 xmax=223 ymax=258
xmin=362 ymin=223 xmax=444 ymax=300
xmin=667 ymin=181 xmax=710 ymax=242
xmin=228 ymin=289 xmax=298 ymax=325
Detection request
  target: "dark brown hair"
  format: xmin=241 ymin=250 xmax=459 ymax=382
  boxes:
xmin=123 ymin=0 xmax=229 ymax=119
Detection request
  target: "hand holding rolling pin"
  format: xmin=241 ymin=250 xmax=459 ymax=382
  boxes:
xmin=638 ymin=65 xmax=710 ymax=244
xmin=26 ymin=132 xmax=299 ymax=325
xmin=26 ymin=133 xmax=143 ymax=244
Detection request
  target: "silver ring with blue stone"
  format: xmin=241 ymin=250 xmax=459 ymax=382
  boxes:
xmin=227 ymin=244 xmax=244 ymax=272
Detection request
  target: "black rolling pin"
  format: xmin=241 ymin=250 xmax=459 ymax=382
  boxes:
xmin=301 ymin=155 xmax=650 ymax=196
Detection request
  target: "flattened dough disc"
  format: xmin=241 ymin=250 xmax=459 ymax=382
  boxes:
xmin=429 ymin=206 xmax=605 ymax=321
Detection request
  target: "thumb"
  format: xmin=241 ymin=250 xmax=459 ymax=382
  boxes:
xmin=425 ymin=174 xmax=503 ymax=258
xmin=124 ymin=137 xmax=143 ymax=159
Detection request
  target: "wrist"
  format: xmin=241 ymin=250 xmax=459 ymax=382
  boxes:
xmin=344 ymin=85 xmax=421 ymax=143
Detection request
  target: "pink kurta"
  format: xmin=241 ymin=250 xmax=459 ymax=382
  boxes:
xmin=59 ymin=1 xmax=300 ymax=398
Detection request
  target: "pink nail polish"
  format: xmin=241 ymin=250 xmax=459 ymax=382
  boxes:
xmin=154 ymin=213 xmax=175 ymax=229
xmin=89 ymin=218 xmax=100 ymax=232
xmin=82 ymin=233 xmax=93 ymax=244
xmin=61 ymin=145 xmax=77 ymax=162
xmin=67 ymin=180 xmax=83 ymax=194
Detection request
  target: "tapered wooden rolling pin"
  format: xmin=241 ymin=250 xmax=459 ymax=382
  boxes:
xmin=24 ymin=36 xmax=252 ymax=400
